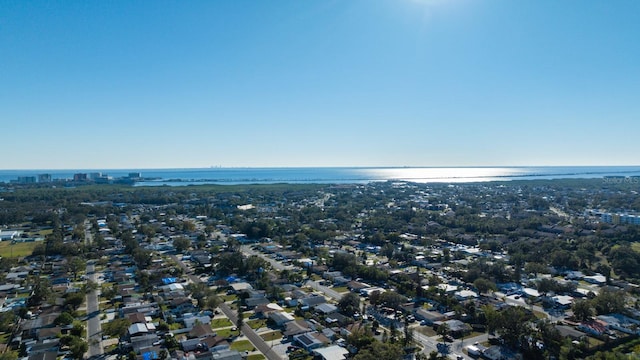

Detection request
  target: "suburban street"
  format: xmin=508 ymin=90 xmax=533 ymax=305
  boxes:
xmin=240 ymin=245 xmax=295 ymax=272
xmin=86 ymin=261 xmax=103 ymax=358
xmin=84 ymin=222 xmax=104 ymax=358
xmin=169 ymin=254 xmax=283 ymax=360
xmin=305 ymin=280 xmax=343 ymax=301
xmin=218 ymin=303 xmax=284 ymax=360
xmin=241 ymin=245 xmax=345 ymax=301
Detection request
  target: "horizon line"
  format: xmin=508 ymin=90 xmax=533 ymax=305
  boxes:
xmin=2 ymin=164 xmax=640 ymax=171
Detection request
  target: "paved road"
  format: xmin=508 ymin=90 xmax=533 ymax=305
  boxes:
xmin=218 ymin=303 xmax=283 ymax=360
xmin=450 ymin=332 xmax=489 ymax=359
xmin=305 ymin=280 xmax=343 ymax=301
xmin=240 ymin=246 xmax=294 ymax=272
xmin=412 ymin=328 xmax=439 ymax=355
xmin=408 ymin=325 xmax=489 ymax=360
xmin=86 ymin=261 xmax=103 ymax=358
xmin=169 ymin=254 xmax=283 ymax=360
xmin=241 ymin=247 xmax=344 ymax=301
xmin=84 ymin=222 xmax=104 ymax=358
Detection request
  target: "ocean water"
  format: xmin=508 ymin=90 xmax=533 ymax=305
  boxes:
xmin=1 ymin=166 xmax=640 ymax=186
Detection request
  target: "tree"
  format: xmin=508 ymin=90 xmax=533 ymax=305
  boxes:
xmin=236 ymin=309 xmax=244 ymax=329
xmin=572 ymin=300 xmax=594 ymax=321
xmin=374 ymin=292 xmax=407 ymax=310
xmin=102 ymin=284 xmax=118 ymax=300
xmin=103 ymin=318 xmax=131 ymax=338
xmin=380 ymin=243 xmax=395 ymax=259
xmin=346 ymin=326 xmax=375 ymax=349
xmin=338 ymin=292 xmax=361 ymax=316
xmin=28 ymin=277 xmax=51 ymax=306
xmin=492 ymin=306 xmax=533 ymax=349
xmin=159 ymin=350 xmax=168 ymax=360
xmin=442 ymin=248 xmax=451 ymax=263
xmin=535 ymin=319 xmax=562 ymax=358
xmin=70 ymin=321 xmax=85 ymax=337
xmin=55 ymin=312 xmax=75 ymax=326
xmin=473 ymin=278 xmax=497 ymax=295
xmin=524 ymin=262 xmax=548 ymax=277
xmin=592 ymin=288 xmax=625 ymax=315
xmin=83 ymin=280 xmax=98 ymax=293
xmin=67 ymin=257 xmax=86 ymax=281
xmin=0 ymin=311 xmax=17 ymax=333
xmin=186 ymin=282 xmax=220 ymax=310
xmin=61 ymin=335 xmax=88 ymax=360
xmin=64 ymin=292 xmax=85 ymax=311
xmin=173 ymin=237 xmax=191 ymax=253
xmin=437 ymin=322 xmax=450 ymax=342
xmin=389 ymin=321 xmax=398 ymax=344
xmin=404 ymin=315 xmax=414 ymax=346
xmin=536 ymin=278 xmax=559 ymax=296
xmin=0 ymin=351 xmax=18 ymax=360
xmin=352 ymin=340 xmax=403 ymax=360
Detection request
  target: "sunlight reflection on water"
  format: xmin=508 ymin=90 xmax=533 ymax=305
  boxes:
xmin=361 ymin=167 xmax=528 ymax=183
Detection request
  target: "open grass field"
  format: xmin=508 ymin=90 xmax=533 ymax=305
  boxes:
xmin=0 ymin=241 xmax=38 ymax=258
xmin=230 ymin=340 xmax=255 ymax=352
xmin=247 ymin=355 xmax=265 ymax=360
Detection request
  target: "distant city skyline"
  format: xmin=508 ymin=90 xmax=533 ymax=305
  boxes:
xmin=2 ymin=0 xmax=639 ymax=169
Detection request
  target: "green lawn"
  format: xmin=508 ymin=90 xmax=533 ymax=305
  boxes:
xmin=230 ymin=340 xmax=255 ymax=352
xmin=211 ymin=318 xmax=233 ymax=328
xmin=30 ymin=229 xmax=53 ymax=236
xmin=332 ymin=286 xmax=349 ymax=293
xmin=104 ymin=344 xmax=119 ymax=353
xmin=465 ymin=331 xmax=485 ymax=339
xmin=0 ymin=333 xmax=10 ymax=345
xmin=260 ymin=331 xmax=282 ymax=342
xmin=247 ymin=319 xmax=268 ymax=330
xmin=533 ymin=309 xmax=548 ymax=319
xmin=99 ymin=301 xmax=113 ymax=311
xmin=0 ymin=241 xmax=39 ymax=258
xmin=222 ymin=294 xmax=238 ymax=302
xmin=587 ymin=336 xmax=605 ymax=348
xmin=247 ymin=355 xmax=265 ymax=360
xmin=215 ymin=328 xmax=241 ymax=338
xmin=416 ymin=326 xmax=437 ymax=337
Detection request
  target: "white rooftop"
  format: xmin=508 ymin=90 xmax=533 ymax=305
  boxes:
xmin=313 ymin=345 xmax=349 ymax=360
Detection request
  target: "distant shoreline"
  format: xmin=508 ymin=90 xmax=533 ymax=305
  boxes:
xmin=2 ymin=166 xmax=640 ymax=186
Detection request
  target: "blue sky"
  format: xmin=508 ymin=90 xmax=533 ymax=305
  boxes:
xmin=1 ymin=0 xmax=639 ymax=169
